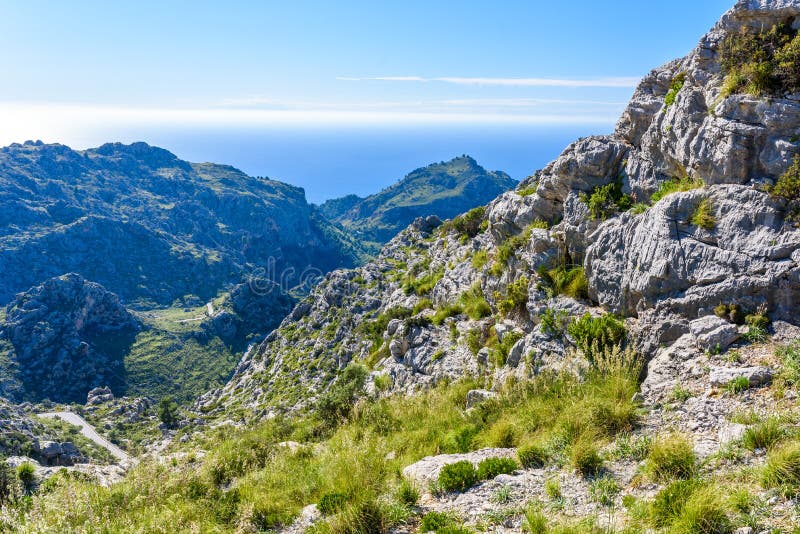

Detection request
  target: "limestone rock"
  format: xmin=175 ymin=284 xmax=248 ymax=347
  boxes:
xmin=465 ymin=389 xmax=497 ymax=408
xmin=689 ymin=316 xmax=740 ymax=352
xmin=709 ymin=366 xmax=774 ymax=388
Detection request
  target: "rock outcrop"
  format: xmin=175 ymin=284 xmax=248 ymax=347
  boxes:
xmin=0 ymin=274 xmax=139 ymax=403
xmin=205 ymin=0 xmax=800 ymax=421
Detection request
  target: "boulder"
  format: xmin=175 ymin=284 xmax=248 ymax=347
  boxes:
xmin=465 ymin=389 xmax=497 ymax=408
xmin=86 ymin=386 xmax=114 ymax=405
xmin=689 ymin=316 xmax=740 ymax=352
xmin=709 ymin=366 xmax=774 ymax=388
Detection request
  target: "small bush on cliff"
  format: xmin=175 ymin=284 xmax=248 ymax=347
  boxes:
xmin=496 ymin=276 xmax=529 ymax=317
xmin=567 ymin=313 xmax=626 ymax=362
xmin=537 ymin=264 xmax=588 ymax=300
xmin=443 ymin=206 xmax=486 ymax=238
xmin=650 ymin=175 xmax=704 ymax=203
xmin=664 ymin=72 xmax=686 ymax=108
xmin=771 ymin=154 xmax=800 ymax=220
xmin=714 ymin=303 xmax=745 ymax=325
xmin=690 ymin=198 xmax=716 ymax=230
xmin=581 ymin=178 xmax=633 ymax=220
xmin=719 ymin=21 xmax=800 ymax=97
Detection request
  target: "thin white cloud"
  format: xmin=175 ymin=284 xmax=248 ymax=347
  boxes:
xmin=338 ymin=76 xmax=640 ymax=88
xmin=0 ymin=101 xmax=619 ymax=146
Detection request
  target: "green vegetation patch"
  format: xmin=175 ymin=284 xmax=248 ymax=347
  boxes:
xmin=580 ymin=178 xmax=633 ymax=220
xmin=719 ymin=20 xmax=800 ymax=97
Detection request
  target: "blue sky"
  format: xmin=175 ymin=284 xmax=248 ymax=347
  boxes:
xmin=0 ymin=1 xmax=731 ymax=139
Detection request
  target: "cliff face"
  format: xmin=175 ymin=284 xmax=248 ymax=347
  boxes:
xmin=204 ymin=0 xmax=800 ymax=419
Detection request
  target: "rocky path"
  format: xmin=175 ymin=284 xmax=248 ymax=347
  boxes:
xmin=38 ymin=411 xmax=130 ymax=463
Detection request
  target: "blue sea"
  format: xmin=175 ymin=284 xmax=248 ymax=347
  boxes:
xmin=120 ymin=124 xmax=612 ymax=203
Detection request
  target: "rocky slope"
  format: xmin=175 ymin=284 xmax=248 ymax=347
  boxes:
xmin=205 ymin=0 xmax=800 ymax=421
xmin=320 ymin=156 xmax=516 ymax=253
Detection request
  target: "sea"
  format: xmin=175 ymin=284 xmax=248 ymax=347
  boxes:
xmin=91 ymin=123 xmax=613 ymax=204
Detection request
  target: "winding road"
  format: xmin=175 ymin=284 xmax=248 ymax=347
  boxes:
xmin=38 ymin=412 xmax=130 ymax=463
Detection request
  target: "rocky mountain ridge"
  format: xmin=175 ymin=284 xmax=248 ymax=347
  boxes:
xmin=320 ymin=156 xmax=516 ymax=253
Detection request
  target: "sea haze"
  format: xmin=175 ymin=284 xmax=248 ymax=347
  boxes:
xmin=105 ymin=124 xmax=610 ymax=203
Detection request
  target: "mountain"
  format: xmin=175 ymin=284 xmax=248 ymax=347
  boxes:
xmin=0 ymin=141 xmax=367 ymax=308
xmin=7 ymin=2 xmax=800 ymax=532
xmin=321 ymin=156 xmax=516 ymax=252
xmin=317 ymin=193 xmax=363 ymax=220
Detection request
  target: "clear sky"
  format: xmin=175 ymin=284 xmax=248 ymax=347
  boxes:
xmin=0 ymin=1 xmax=734 ymax=200
xmin=0 ymin=1 xmax=732 ymax=136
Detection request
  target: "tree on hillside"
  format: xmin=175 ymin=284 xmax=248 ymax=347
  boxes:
xmin=158 ymin=397 xmax=179 ymax=428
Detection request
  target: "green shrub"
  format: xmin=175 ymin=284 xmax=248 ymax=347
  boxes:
xmin=690 ymin=198 xmax=716 ymax=230
xmin=476 ymin=457 xmax=518 ymax=480
xmin=589 ymin=476 xmax=620 ymax=507
xmin=664 ymin=72 xmax=686 ymax=108
xmin=442 ymin=206 xmax=487 ymax=238
xmin=772 ymin=154 xmax=800 ymax=219
xmin=544 ymin=478 xmax=562 ymax=500
xmin=16 ymin=462 xmax=35 ymax=494
xmin=318 ymin=492 xmax=348 ymax=515
xmin=517 ymin=184 xmax=538 ymax=197
xmin=645 ymin=434 xmax=696 ymax=482
xmin=0 ymin=457 xmax=14 ymax=505
xmin=719 ymin=21 xmax=800 ymax=97
xmin=459 ymin=285 xmax=492 ymax=320
xmin=490 ymin=330 xmax=523 ymax=368
xmin=670 ymin=486 xmax=733 ymax=534
xmin=539 ymin=307 xmax=566 ymax=337
xmin=778 ymin=340 xmax=800 ymax=384
xmin=373 ymin=374 xmax=392 ymax=392
xmin=743 ymin=324 xmax=769 ymax=344
xmin=671 ymin=384 xmax=693 ymax=403
xmin=761 ymin=439 xmax=800 ymax=492
xmin=403 ymin=268 xmax=444 ymax=296
xmin=570 ymin=438 xmax=603 ymax=477
xmin=649 ymin=479 xmax=700 ymax=528
xmin=581 ymin=178 xmax=633 ymax=220
xmin=471 ymin=250 xmax=488 ymax=270
xmin=518 ymin=443 xmax=549 ymax=468
xmin=725 ymin=376 xmax=750 ymax=394
xmin=317 ymin=364 xmax=368 ymax=423
xmin=650 ymin=175 xmax=704 ymax=203
xmin=531 ymin=218 xmax=548 ymax=229
xmin=432 ymin=304 xmax=464 ymax=326
xmin=396 ymin=479 xmax=419 ymax=506
xmin=494 ymin=226 xmax=532 ymax=271
xmin=713 ymin=303 xmax=745 ymax=325
xmin=420 ymin=511 xmax=456 ymax=532
xmin=537 ymin=265 xmax=588 ymax=300
xmin=437 ymin=461 xmax=478 ymax=493
xmin=522 ymin=505 xmax=548 ymax=534
xmin=742 ymin=417 xmax=785 ymax=451
xmin=496 ymin=276 xmax=529 ymax=317
xmin=359 ymin=307 xmax=412 ymax=351
xmin=745 ymin=312 xmax=770 ymax=330
xmin=613 ymin=434 xmax=652 ymax=461
xmin=413 ymin=298 xmax=433 ymax=314
xmin=157 ymin=397 xmax=179 ymax=428
xmin=567 ymin=313 xmax=626 ymax=362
